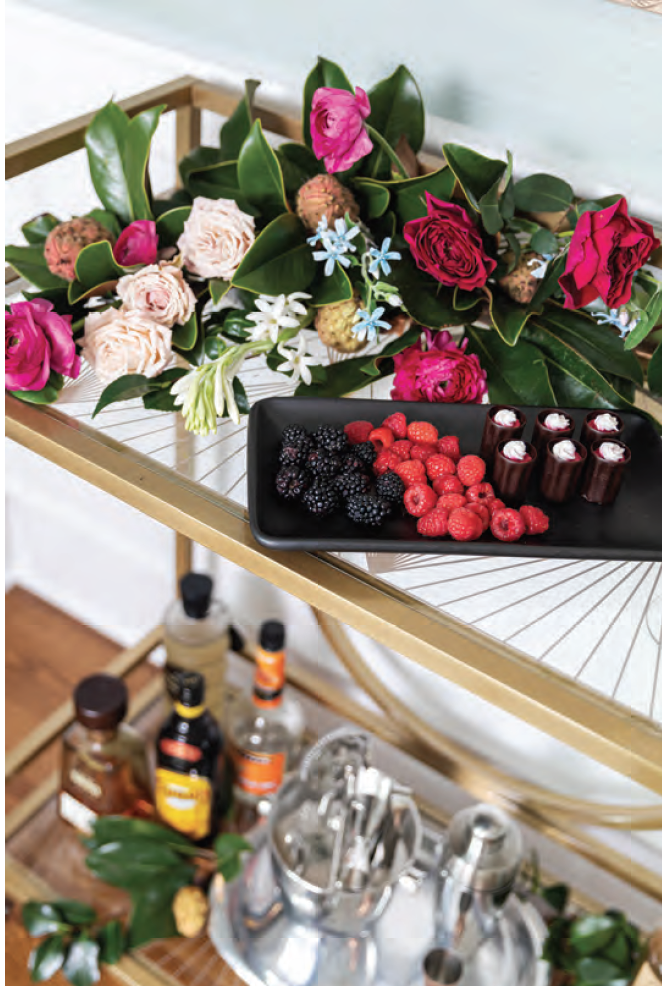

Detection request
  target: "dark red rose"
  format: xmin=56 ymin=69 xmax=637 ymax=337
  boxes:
xmin=403 ymin=194 xmax=496 ymax=290
xmin=560 ymin=197 xmax=660 ymax=310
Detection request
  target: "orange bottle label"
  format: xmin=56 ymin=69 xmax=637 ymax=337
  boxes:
xmin=253 ymin=648 xmax=285 ymax=709
xmin=155 ymin=768 xmax=212 ymax=840
xmin=232 ymin=748 xmax=285 ymax=797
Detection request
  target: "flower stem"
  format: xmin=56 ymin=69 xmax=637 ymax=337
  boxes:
xmin=365 ymin=126 xmax=408 ymax=180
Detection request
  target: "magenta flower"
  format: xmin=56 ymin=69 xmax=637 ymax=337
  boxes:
xmin=5 ymin=299 xmax=80 ymax=392
xmin=113 ymin=220 xmax=158 ymax=267
xmin=391 ymin=329 xmax=487 ymax=404
xmin=310 ymin=87 xmax=373 ymax=174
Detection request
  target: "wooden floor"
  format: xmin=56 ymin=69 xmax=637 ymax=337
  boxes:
xmin=5 ymin=587 xmax=146 ymax=986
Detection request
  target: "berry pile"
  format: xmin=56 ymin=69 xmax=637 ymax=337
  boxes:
xmin=274 ymin=413 xmax=550 ymax=543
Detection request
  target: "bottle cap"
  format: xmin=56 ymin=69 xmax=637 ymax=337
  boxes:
xmin=260 ymin=620 xmax=285 ymax=652
xmin=178 ymin=671 xmax=205 ymax=707
xmin=74 ymin=674 xmax=128 ymax=730
xmin=180 ymin=573 xmax=213 ymax=620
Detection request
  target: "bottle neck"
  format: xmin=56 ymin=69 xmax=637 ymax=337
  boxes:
xmin=174 ymin=702 xmax=206 ymax=719
xmin=252 ymin=646 xmax=285 ymax=709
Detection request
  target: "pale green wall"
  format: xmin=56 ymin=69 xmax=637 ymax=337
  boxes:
xmin=22 ymin=0 xmax=662 ymax=211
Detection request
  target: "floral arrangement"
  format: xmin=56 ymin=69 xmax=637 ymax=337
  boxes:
xmin=6 ymin=59 xmax=662 ymax=435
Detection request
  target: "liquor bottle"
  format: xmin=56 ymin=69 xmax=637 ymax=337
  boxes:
xmin=227 ymin=620 xmax=304 ymax=829
xmin=155 ymin=671 xmax=224 ymax=843
xmin=59 ymin=674 xmax=152 ymax=835
xmin=164 ymin=572 xmax=230 ymax=722
xmin=634 ymin=929 xmax=662 ymax=984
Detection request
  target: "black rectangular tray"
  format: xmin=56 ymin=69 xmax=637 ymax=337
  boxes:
xmin=247 ymin=397 xmax=662 ymax=560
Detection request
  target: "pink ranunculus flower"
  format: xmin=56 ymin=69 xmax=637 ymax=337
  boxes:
xmin=404 ymin=195 xmax=497 ymax=291
xmin=113 ymin=220 xmax=159 ymax=267
xmin=391 ymin=329 xmax=487 ymax=404
xmin=310 ymin=87 xmax=373 ymax=174
xmin=5 ymin=299 xmax=80 ymax=392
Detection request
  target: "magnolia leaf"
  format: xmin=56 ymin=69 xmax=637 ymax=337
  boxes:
xmin=219 ymin=79 xmax=260 ymax=161
xmin=68 ymin=240 xmax=126 ymax=303
xmin=487 ymin=289 xmax=542 ymax=347
xmin=277 ymin=142 xmax=323 ymax=196
xmin=366 ymin=65 xmax=424 ymax=178
xmin=179 ymin=152 xmax=248 ymax=208
xmin=648 ymin=342 xmax=662 ymax=398
xmin=466 ymin=327 xmax=555 ymax=406
xmin=479 ymin=150 xmax=513 ymax=235
xmin=237 ymin=120 xmax=289 ymax=219
xmin=453 ymin=287 xmax=483 ymax=312
xmin=232 ymin=213 xmax=315 ymax=295
xmin=29 ymin=935 xmax=67 ymax=983
xmin=443 ymin=143 xmax=507 ymax=207
xmin=513 ymin=173 xmax=574 ymax=214
xmin=62 ymin=934 xmax=100 ymax=986
xmin=11 ymin=371 xmax=64 ymax=406
xmin=21 ymin=213 xmax=60 ymax=244
xmin=172 ymin=311 xmax=198 ymax=352
xmin=92 ymin=375 xmax=152 ymax=418
xmin=352 ymin=179 xmax=391 ymax=220
xmin=86 ymin=208 xmax=122 ymax=239
xmin=23 ymin=902 xmax=69 ymax=938
xmin=537 ymin=306 xmax=643 ymax=385
xmin=302 ymin=57 xmax=353 ymax=149
xmin=5 ymin=244 xmax=67 ymax=291
xmin=394 ymin=257 xmax=458 ymax=327
xmin=210 ymin=278 xmax=230 ymax=305
xmin=155 ymin=206 xmax=191 ymax=248
xmin=309 ymin=264 xmax=354 ymax=307
xmin=96 ymin=920 xmax=126 ymax=965
xmin=295 ymin=327 xmax=419 ymax=398
xmin=377 ymin=165 xmax=454 ymax=225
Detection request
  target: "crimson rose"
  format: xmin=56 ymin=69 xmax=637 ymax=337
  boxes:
xmin=560 ymin=197 xmax=660 ymax=310
xmin=403 ymin=194 xmax=496 ymax=291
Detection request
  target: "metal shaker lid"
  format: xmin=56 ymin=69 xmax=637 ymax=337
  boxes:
xmin=444 ymin=803 xmax=523 ymax=894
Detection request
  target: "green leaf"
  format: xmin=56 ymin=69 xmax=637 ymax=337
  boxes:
xmin=11 ymin=371 xmax=64 ymax=406
xmin=219 ymin=79 xmax=260 ymax=161
xmin=155 ymin=206 xmax=191 ymax=248
xmin=303 ymin=57 xmax=353 ymax=149
xmin=62 ymin=934 xmax=100 ymax=986
xmin=178 ymin=151 xmax=252 ymax=209
xmin=466 ymin=326 xmax=555 ymax=405
xmin=86 ymin=209 xmax=122 ymax=239
xmin=5 ymin=244 xmax=67 ymax=291
xmin=648 ymin=342 xmax=662 ymax=398
xmin=142 ymin=389 xmax=181 ymax=412
xmin=232 ymin=213 xmax=315 ymax=295
xmin=92 ymin=375 xmax=152 ymax=418
xmin=395 ymin=256 xmax=458 ymax=328
xmin=602 ymin=933 xmax=632 ymax=970
xmin=378 ymin=166 xmax=455 ymax=225
xmin=352 ymin=179 xmax=391 ymax=220
xmin=172 ymin=311 xmax=198 ymax=352
xmin=21 ymin=213 xmax=60 ymax=244
xmin=624 ymin=289 xmax=662 ymax=350
xmin=530 ymin=227 xmax=558 ymax=255
xmin=453 ymin=286 xmax=483 ymax=311
xmin=52 ymin=901 xmax=97 ymax=927
xmin=540 ymin=883 xmax=569 ymax=915
xmin=443 ymin=143 xmax=507 ymax=207
xmin=96 ymin=920 xmax=125 ymax=965
xmin=537 ymin=306 xmax=643 ymax=385
xmin=575 ymin=957 xmax=621 ymax=985
xmin=513 ymin=173 xmax=574 ymax=214
xmin=488 ymin=290 xmax=542 ymax=346
xmin=68 ymin=240 xmax=125 ymax=303
xmin=504 ymin=231 xmax=521 ymax=273
xmin=29 ymin=935 xmax=67 ymax=982
xmin=479 ymin=150 xmax=513 ymax=235
xmin=296 ymin=326 xmax=420 ymax=398
xmin=237 ymin=120 xmax=289 ymax=219
xmin=179 ymin=145 xmax=223 ymax=189
xmin=152 ymin=189 xmax=192 ymax=217
xmin=570 ymin=916 xmax=618 ymax=956
xmin=89 ymin=817 xmax=195 ymax=850
xmin=277 ymin=143 xmax=323 ymax=196
xmin=86 ymin=101 xmax=165 ymax=225
xmin=232 ymin=377 xmax=250 ymax=416
xmin=210 ymin=278 xmax=230 ymax=305
xmin=365 ymin=65 xmax=424 ymax=178
xmin=128 ymin=875 xmax=187 ymax=949
xmin=309 ymin=264 xmax=354 ymax=307
xmin=23 ymin=902 xmax=69 ymax=938
xmin=218 ymin=312 xmax=252 ymax=341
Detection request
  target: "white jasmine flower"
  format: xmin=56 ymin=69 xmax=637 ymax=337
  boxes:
xmin=276 ymin=333 xmax=317 ymax=386
xmin=245 ymin=292 xmax=311 ymax=343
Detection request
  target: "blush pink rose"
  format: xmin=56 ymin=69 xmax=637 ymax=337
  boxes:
xmin=113 ymin=220 xmax=159 ymax=267
xmin=391 ymin=329 xmax=487 ymax=404
xmin=5 ymin=299 xmax=80 ymax=392
xmin=117 ymin=263 xmax=196 ymax=327
xmin=81 ymin=308 xmax=173 ymax=384
xmin=404 ymin=195 xmax=497 ymax=291
xmin=310 ymin=87 xmax=373 ymax=174
xmin=559 ymin=197 xmax=660 ymax=310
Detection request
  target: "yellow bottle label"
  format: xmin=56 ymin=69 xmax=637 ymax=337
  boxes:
xmin=155 ymin=768 xmax=212 ymax=840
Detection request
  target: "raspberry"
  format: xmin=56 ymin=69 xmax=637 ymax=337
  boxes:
xmin=373 ymin=449 xmax=403 ymax=476
xmin=344 ymin=420 xmax=373 ymax=445
xmin=381 ymin=412 xmax=408 ymax=439
xmin=368 ymin=427 xmax=394 ymax=452
xmin=520 ymin=504 xmax=550 ymax=535
xmin=395 ymin=459 xmax=427 ymax=487
xmin=466 ymin=482 xmax=494 ymax=503
xmin=432 ymin=475 xmax=465 ymax=496
xmin=491 ymin=508 xmax=526 ymax=543
xmin=448 ymin=507 xmax=483 ymax=542
xmin=457 ymin=454 xmax=486 ymax=486
xmin=466 ymin=502 xmax=490 ymax=532
xmin=437 ymin=435 xmax=461 ymax=460
xmin=417 ymin=508 xmax=449 ymax=538
xmin=485 ymin=497 xmax=506 ymax=516
xmin=411 ymin=442 xmax=438 ymax=464
xmin=407 ymin=420 xmax=439 ymax=444
xmin=391 ymin=439 xmax=412 ymax=460
xmin=404 ymin=483 xmax=438 ymax=517
xmin=438 ymin=493 xmax=467 ymax=512
xmin=426 ymin=454 xmax=457 ymax=480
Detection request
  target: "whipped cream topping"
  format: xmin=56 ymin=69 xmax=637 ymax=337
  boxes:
xmin=493 ymin=408 xmax=519 ymax=427
xmin=591 ymin=413 xmax=620 ymax=433
xmin=553 ymin=440 xmax=577 ymax=462
xmin=598 ymin=441 xmax=625 ymax=463
xmin=544 ymin=412 xmax=571 ymax=431
xmin=502 ymin=440 xmax=528 ymax=461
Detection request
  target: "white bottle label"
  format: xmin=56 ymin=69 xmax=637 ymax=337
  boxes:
xmin=59 ymin=791 xmax=98 ymax=835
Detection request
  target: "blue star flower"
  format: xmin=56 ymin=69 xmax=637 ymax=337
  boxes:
xmin=306 ymin=215 xmax=330 ymax=247
xmin=309 ymin=217 xmax=360 ymax=276
xmin=528 ymin=253 xmax=554 ymax=280
xmin=594 ymin=308 xmax=639 ymax=339
xmin=351 ymin=306 xmax=391 ymax=344
xmin=368 ymin=237 xmax=401 ymax=277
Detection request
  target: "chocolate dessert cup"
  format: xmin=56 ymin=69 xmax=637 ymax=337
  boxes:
xmin=581 ymin=440 xmax=631 ymax=505
xmin=540 ymin=440 xmax=587 ymax=503
xmin=480 ymin=405 xmax=526 ymax=463
xmin=580 ymin=411 xmax=624 ymax=449
xmin=493 ymin=440 xmax=537 ymax=502
xmin=532 ymin=410 xmax=575 ymax=456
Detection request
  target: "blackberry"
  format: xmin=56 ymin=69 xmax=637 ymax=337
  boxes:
xmin=313 ymin=425 xmax=349 ymax=456
xmin=302 ymin=479 xmax=339 ymax=517
xmin=375 ymin=471 xmax=405 ymax=504
xmin=275 ymin=465 xmax=311 ymax=501
xmin=281 ymin=424 xmax=308 ymax=446
xmin=335 ymin=470 xmax=371 ymax=499
xmin=346 ymin=494 xmax=392 ymax=527
xmin=306 ymin=446 xmax=342 ymax=478
xmin=352 ymin=441 xmax=377 ymax=468
xmin=279 ymin=436 xmax=312 ymax=467
xmin=342 ymin=453 xmax=368 ymax=474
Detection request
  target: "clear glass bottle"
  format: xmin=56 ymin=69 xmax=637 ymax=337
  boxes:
xmin=164 ymin=572 xmax=230 ymax=722
xmin=634 ymin=930 xmax=662 ymax=984
xmin=59 ymin=674 xmax=152 ymax=835
xmin=227 ymin=620 xmax=304 ymax=830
